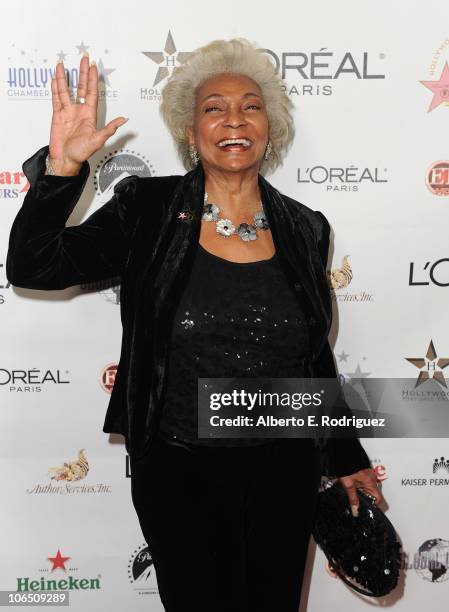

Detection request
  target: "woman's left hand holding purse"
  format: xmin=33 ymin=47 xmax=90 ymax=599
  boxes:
xmin=339 ymin=468 xmax=385 ymax=517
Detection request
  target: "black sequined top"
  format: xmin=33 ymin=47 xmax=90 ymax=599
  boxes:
xmin=158 ymin=242 xmax=311 ymax=446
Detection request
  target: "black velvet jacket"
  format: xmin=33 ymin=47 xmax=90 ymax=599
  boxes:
xmin=6 ymin=145 xmax=371 ymax=477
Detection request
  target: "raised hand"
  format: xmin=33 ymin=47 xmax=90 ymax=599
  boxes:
xmin=48 ymin=53 xmax=128 ymax=176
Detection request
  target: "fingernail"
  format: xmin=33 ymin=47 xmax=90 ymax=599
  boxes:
xmin=351 ymin=505 xmax=359 ymax=517
xmin=122 ymin=117 xmax=129 ymax=123
xmin=82 ymin=51 xmax=89 ymax=58
xmin=90 ymin=60 xmax=96 ymax=67
xmin=57 ymin=59 xmax=63 ymax=64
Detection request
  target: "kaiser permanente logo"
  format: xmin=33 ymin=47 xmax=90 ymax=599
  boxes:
xmin=401 ymin=456 xmax=449 ymax=488
xmin=16 ymin=549 xmax=101 ymax=592
xmin=328 ymin=255 xmax=374 ymax=304
xmin=6 ymin=41 xmax=118 ymax=100
xmin=26 ymin=449 xmax=112 ymax=495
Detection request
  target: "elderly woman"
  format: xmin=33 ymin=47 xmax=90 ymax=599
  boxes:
xmin=7 ymin=38 xmax=383 ymax=612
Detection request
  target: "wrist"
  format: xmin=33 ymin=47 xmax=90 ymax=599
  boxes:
xmin=45 ymin=154 xmax=82 ymax=177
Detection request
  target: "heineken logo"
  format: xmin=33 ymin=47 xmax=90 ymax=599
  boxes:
xmin=16 ymin=550 xmax=101 ymax=592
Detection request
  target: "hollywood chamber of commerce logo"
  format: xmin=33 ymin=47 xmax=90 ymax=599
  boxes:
xmin=16 ymin=549 xmax=102 ymax=592
xmin=335 ymin=350 xmax=371 ymax=385
xmin=297 ymin=164 xmax=388 ymax=191
xmin=328 ymin=256 xmax=374 ymax=304
xmin=425 ymin=161 xmax=449 ymax=196
xmin=405 ymin=340 xmax=449 ymax=388
xmin=128 ymin=544 xmax=158 ymax=595
xmin=6 ymin=41 xmax=118 ymax=100
xmin=26 ymin=448 xmax=111 ymax=495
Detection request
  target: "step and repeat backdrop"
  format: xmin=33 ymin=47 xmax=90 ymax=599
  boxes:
xmin=1 ymin=0 xmax=448 ymax=610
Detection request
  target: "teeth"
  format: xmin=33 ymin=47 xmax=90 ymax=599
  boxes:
xmin=218 ymin=138 xmax=251 ymax=148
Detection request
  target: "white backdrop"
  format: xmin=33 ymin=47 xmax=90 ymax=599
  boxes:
xmin=1 ymin=0 xmax=449 ymax=610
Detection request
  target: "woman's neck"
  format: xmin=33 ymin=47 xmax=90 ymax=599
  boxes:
xmin=203 ymin=166 xmax=261 ymax=216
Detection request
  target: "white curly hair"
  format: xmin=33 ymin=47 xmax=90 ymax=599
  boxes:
xmin=160 ymin=37 xmax=295 ymax=175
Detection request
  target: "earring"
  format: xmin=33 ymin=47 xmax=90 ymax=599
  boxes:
xmin=189 ymin=144 xmax=200 ymax=166
xmin=264 ymin=140 xmax=272 ymax=161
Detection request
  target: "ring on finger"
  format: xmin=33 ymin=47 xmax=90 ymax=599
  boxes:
xmin=76 ymin=97 xmax=86 ymax=104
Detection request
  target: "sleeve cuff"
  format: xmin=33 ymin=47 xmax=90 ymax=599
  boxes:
xmin=323 ymin=437 xmax=372 ymax=478
xmin=23 ymin=145 xmax=90 ymax=198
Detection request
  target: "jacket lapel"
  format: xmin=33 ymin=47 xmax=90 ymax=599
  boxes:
xmin=257 ymin=174 xmax=331 ymax=361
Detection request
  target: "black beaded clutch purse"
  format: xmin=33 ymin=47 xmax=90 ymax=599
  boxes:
xmin=312 ymin=480 xmax=402 ymax=597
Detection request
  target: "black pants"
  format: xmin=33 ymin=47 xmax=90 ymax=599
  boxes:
xmin=130 ymin=433 xmax=323 ymax=612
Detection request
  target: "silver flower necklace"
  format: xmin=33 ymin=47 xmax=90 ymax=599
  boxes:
xmin=202 ymin=191 xmax=269 ymax=242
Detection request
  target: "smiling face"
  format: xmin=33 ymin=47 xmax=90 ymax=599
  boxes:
xmin=186 ymin=73 xmax=269 ymax=175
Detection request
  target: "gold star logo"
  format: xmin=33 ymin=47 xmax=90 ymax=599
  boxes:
xmin=405 ymin=340 xmax=449 ymax=388
xmin=142 ymin=31 xmax=191 ymax=87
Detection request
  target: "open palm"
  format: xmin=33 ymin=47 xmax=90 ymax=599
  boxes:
xmin=48 ymin=53 xmax=128 ymax=175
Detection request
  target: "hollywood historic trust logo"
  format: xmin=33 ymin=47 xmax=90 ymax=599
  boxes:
xmin=142 ymin=30 xmax=191 ymax=87
xmin=405 ymin=340 xmax=449 ymax=388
